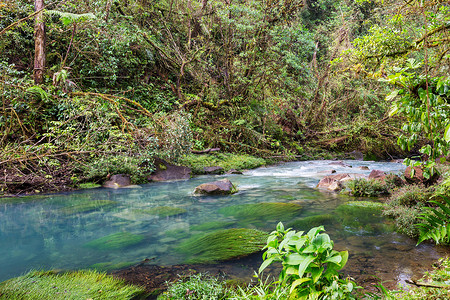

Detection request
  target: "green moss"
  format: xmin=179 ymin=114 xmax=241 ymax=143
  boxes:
xmin=0 ymin=270 xmax=146 ymax=299
xmin=176 ymin=228 xmax=268 ymax=263
xmin=164 ymin=228 xmax=190 ymax=239
xmin=287 ymin=214 xmax=336 ymax=231
xmin=58 ymin=200 xmax=117 ymax=215
xmin=134 ymin=206 xmax=187 ymax=217
xmin=0 ymin=194 xmax=51 ymax=204
xmin=218 ymin=202 xmax=302 ymax=223
xmin=190 ymin=221 xmax=236 ymax=231
xmin=335 ymin=201 xmax=389 ymax=234
xmin=78 ymin=182 xmax=102 ymax=189
xmin=179 ymin=153 xmax=265 ymax=174
xmin=84 ymin=232 xmax=145 ymax=250
xmin=89 ymin=261 xmax=136 ymax=272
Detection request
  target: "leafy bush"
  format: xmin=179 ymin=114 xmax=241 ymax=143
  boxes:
xmin=417 ymin=195 xmax=450 ymax=245
xmin=179 ymin=153 xmax=265 ymax=174
xmin=259 ymin=222 xmax=358 ymax=298
xmin=382 ymin=184 xmax=433 ymax=238
xmin=346 ymin=178 xmax=388 ymax=197
xmin=158 ymin=273 xmax=229 ymax=300
xmin=383 ymin=205 xmax=422 ymax=238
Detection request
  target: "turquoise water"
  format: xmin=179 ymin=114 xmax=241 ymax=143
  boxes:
xmin=0 ymin=160 xmax=448 ymax=286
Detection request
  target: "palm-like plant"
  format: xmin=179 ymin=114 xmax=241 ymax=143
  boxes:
xmin=417 ymin=195 xmax=450 ymax=245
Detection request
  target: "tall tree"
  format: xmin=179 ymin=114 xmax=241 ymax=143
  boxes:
xmin=34 ymin=0 xmax=45 ymax=84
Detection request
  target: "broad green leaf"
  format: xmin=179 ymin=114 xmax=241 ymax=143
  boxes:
xmin=259 ymin=256 xmax=274 ymax=274
xmin=444 ymin=124 xmax=450 ymax=142
xmin=388 ymin=103 xmax=399 ymax=116
xmin=285 ymin=253 xmax=306 ymax=266
xmin=325 ymin=253 xmax=342 ymax=265
xmin=289 ymin=278 xmax=311 ymax=294
xmin=385 ymin=90 xmax=399 ymax=101
xmin=298 ymin=255 xmax=316 ymax=278
xmin=307 ymin=226 xmax=324 ymax=240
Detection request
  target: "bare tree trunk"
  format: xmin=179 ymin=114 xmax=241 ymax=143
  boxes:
xmin=34 ymin=0 xmax=46 ymax=84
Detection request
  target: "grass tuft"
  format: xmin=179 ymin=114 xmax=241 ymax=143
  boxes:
xmin=0 ymin=269 xmax=147 ymax=299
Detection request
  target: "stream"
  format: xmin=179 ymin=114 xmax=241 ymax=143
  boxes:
xmin=1 ymin=160 xmax=449 ymax=288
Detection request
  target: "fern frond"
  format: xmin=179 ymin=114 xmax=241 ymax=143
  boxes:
xmin=46 ymin=10 xmax=95 ymax=26
xmin=417 ymin=196 xmax=450 ymax=245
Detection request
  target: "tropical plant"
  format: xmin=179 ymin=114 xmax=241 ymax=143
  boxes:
xmin=259 ymin=222 xmax=357 ymax=299
xmin=417 ymin=195 xmax=450 ymax=245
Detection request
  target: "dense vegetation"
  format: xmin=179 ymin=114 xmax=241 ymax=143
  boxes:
xmin=1 ymin=0 xmax=421 ymax=195
xmin=1 ymin=0 xmax=449 ymax=298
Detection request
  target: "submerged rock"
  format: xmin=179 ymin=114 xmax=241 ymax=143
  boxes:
xmin=148 ymin=158 xmax=191 ymax=181
xmin=84 ymin=232 xmax=145 ymax=250
xmin=176 ymin=228 xmax=267 ymax=263
xmin=218 ymin=202 xmax=302 ymax=224
xmin=103 ymin=174 xmax=132 ymax=188
xmin=194 ymin=179 xmax=236 ymax=195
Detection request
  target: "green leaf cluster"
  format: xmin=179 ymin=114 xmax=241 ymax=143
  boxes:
xmin=259 ymin=222 xmax=357 ymax=299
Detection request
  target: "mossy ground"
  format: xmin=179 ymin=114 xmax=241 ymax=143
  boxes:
xmin=178 ymin=153 xmax=266 ymax=174
xmin=218 ymin=202 xmax=302 ymax=227
xmin=133 ymin=206 xmax=187 ymax=217
xmin=0 ymin=270 xmax=146 ymax=299
xmin=176 ymin=228 xmax=268 ymax=263
xmin=84 ymin=232 xmax=145 ymax=250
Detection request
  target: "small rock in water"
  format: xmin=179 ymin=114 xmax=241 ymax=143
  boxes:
xmin=194 ymin=179 xmax=236 ymax=195
xmin=358 ymin=166 xmax=370 ymax=170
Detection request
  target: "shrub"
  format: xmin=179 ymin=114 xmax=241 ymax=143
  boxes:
xmin=158 ymin=273 xmax=229 ymax=300
xmin=383 ymin=205 xmax=422 ymax=238
xmin=346 ymin=178 xmax=388 ymax=197
xmin=178 ymin=153 xmax=265 ymax=174
xmin=383 ymin=184 xmax=432 ymax=238
xmin=259 ymin=222 xmax=358 ymax=298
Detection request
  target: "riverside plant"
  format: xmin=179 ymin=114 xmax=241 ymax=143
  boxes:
xmin=259 ymin=222 xmax=358 ymax=299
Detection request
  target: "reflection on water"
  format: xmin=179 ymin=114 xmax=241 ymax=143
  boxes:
xmin=0 ymin=160 xmax=448 ymax=287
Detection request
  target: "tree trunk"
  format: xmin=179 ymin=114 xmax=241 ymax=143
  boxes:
xmin=34 ymin=0 xmax=45 ymax=84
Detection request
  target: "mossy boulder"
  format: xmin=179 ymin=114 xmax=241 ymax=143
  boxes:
xmin=334 ymin=201 xmax=390 ymax=234
xmin=287 ymin=214 xmax=336 ymax=231
xmin=176 ymin=228 xmax=268 ymax=263
xmin=84 ymin=232 xmax=145 ymax=250
xmin=58 ymin=200 xmax=117 ymax=215
xmin=218 ymin=202 xmax=302 ymax=224
xmin=134 ymin=206 xmax=187 ymax=217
